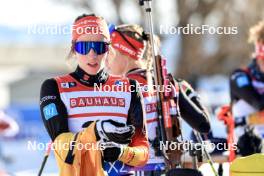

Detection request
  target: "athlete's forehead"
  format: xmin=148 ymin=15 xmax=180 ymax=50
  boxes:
xmin=76 ymin=34 xmax=108 ymax=42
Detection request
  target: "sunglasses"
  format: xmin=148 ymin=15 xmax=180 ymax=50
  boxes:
xmin=75 ymin=41 xmax=109 ymax=55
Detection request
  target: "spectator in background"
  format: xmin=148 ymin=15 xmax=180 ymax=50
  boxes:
xmin=0 ymin=110 xmax=19 ymax=164
xmin=230 ymin=21 xmax=264 ymax=156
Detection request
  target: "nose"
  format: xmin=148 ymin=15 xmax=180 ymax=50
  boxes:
xmin=87 ymin=49 xmax=97 ymax=59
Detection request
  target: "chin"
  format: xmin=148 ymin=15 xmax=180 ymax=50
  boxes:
xmin=81 ymin=65 xmax=98 ymax=75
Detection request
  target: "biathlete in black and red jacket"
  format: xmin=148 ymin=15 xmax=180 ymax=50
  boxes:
xmin=40 ymin=14 xmax=149 ymax=176
xmin=106 ymin=24 xmax=211 ymax=173
xmin=230 ymin=21 xmax=264 ymax=156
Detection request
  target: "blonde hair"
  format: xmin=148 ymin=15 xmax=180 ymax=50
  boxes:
xmin=115 ymin=24 xmax=161 ymax=70
xmin=248 ymin=20 xmax=264 ymax=44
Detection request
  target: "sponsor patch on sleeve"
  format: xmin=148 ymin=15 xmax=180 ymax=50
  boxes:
xmin=39 ymin=95 xmax=56 ymax=105
xmin=43 ymin=103 xmax=58 ymax=120
xmin=236 ymin=75 xmax=250 ymax=87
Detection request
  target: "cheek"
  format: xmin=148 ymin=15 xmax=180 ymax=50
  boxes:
xmin=77 ymin=56 xmax=87 ymax=65
xmin=117 ymin=57 xmax=126 ymax=68
xmin=104 ymin=57 xmax=114 ymax=71
xmin=108 ymin=57 xmax=115 ymax=67
xmin=112 ymin=57 xmax=126 ymax=74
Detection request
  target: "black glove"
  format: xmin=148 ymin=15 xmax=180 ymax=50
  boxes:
xmin=98 ymin=120 xmax=135 ymax=162
xmin=82 ymin=119 xmax=135 ymax=162
xmin=95 ymin=119 xmax=135 ymax=144
xmin=82 ymin=119 xmax=135 ymax=144
xmin=237 ymin=126 xmax=262 ymax=156
xmin=100 ymin=142 xmax=125 ymax=162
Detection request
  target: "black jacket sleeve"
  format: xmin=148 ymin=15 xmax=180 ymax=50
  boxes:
xmin=230 ymin=70 xmax=264 ymax=111
xmin=177 ymin=79 xmax=211 ymax=133
xmin=127 ymin=79 xmax=145 ymax=131
xmin=40 ymin=78 xmax=69 ymax=141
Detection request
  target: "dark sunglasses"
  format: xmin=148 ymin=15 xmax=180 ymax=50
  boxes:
xmin=75 ymin=41 xmax=109 ymax=55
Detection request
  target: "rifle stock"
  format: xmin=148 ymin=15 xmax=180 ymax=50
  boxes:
xmin=155 ymin=54 xmax=183 ymax=168
xmin=138 ymin=0 xmax=183 ymax=169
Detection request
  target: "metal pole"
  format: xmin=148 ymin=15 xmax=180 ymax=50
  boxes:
xmin=140 ymin=0 xmax=168 ymax=160
xmin=38 ymin=141 xmax=52 ymax=176
xmin=194 ymin=131 xmax=219 ymax=176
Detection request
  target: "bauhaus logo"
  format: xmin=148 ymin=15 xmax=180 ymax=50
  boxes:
xmin=70 ymin=97 xmax=125 ymax=108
